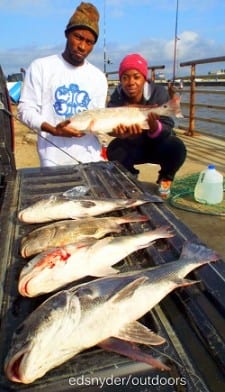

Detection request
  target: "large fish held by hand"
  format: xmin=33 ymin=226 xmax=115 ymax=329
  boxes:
xmin=18 ymin=226 xmax=174 ymax=297
xmin=20 ymin=213 xmax=149 ymax=258
xmin=18 ymin=194 xmax=161 ymax=224
xmin=5 ymin=242 xmax=219 ymax=384
xmin=69 ymin=96 xmax=183 ymax=135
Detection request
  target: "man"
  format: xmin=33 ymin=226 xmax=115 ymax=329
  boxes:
xmin=107 ymin=53 xmax=186 ymax=198
xmin=18 ymin=2 xmax=108 ymax=167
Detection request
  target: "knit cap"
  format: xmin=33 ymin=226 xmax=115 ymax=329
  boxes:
xmin=119 ymin=54 xmax=148 ymax=79
xmin=65 ymin=2 xmax=99 ymax=42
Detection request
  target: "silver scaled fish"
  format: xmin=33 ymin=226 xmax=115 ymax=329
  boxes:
xmin=18 ymin=194 xmax=161 ymax=224
xmin=69 ymin=95 xmax=183 ymax=135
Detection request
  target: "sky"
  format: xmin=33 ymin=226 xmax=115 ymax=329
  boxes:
xmin=1 ymin=0 xmax=225 ymax=80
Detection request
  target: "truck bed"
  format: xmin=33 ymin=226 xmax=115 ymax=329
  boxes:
xmin=0 ymin=161 xmax=224 ymax=392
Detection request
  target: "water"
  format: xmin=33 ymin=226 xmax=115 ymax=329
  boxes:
xmin=176 ymin=86 xmax=225 ymax=138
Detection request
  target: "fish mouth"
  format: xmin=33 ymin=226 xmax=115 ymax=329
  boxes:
xmin=20 ymin=245 xmax=30 ymax=258
xmin=18 ymin=274 xmax=37 ymax=297
xmin=5 ymin=350 xmax=27 ymax=383
xmin=17 ymin=211 xmax=24 ymax=221
xmin=19 ymin=281 xmax=29 ymax=297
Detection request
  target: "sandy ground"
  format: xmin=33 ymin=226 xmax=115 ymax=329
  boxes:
xmin=12 ymin=105 xmax=39 ymax=168
xmin=13 ymin=105 xmax=225 ymax=260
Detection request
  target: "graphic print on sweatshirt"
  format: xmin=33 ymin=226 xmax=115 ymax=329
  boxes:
xmin=53 ymin=84 xmax=91 ymax=118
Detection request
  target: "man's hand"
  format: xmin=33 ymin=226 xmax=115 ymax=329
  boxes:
xmin=55 ymin=119 xmax=85 ymax=137
xmin=41 ymin=120 xmax=85 ymax=137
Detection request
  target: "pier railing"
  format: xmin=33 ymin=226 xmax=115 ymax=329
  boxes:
xmin=106 ymin=56 xmax=225 ymax=138
xmin=179 ymin=56 xmax=225 ymax=137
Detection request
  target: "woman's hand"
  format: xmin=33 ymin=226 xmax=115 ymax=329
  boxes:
xmin=147 ymin=112 xmax=160 ymax=133
xmin=110 ymin=123 xmax=143 ymax=138
xmin=109 ymin=111 xmax=161 ymax=138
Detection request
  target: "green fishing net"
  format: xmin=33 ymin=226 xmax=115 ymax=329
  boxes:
xmin=169 ymin=173 xmax=225 ymax=216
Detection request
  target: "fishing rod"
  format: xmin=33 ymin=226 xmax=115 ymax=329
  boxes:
xmin=172 ymin=0 xmax=179 ymax=83
xmin=0 ymin=95 xmax=82 ymax=165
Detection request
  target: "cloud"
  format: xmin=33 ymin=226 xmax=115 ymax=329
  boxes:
xmin=1 ymin=0 xmax=225 ymax=79
xmin=102 ymin=29 xmax=225 ymax=77
xmin=2 ymin=29 xmax=224 ymax=79
xmin=0 ymin=44 xmax=63 ymax=77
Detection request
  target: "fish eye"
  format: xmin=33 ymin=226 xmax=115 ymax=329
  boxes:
xmin=77 ymin=287 xmax=95 ymax=298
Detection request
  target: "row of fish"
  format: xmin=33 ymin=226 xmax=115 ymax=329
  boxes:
xmin=18 ymin=196 xmax=168 ymax=297
xmin=5 ymin=243 xmax=219 ymax=384
xmin=4 ymin=190 xmax=220 ymax=384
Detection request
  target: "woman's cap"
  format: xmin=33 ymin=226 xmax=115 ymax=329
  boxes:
xmin=65 ymin=2 xmax=99 ymax=42
xmin=119 ymin=54 xmax=148 ymax=79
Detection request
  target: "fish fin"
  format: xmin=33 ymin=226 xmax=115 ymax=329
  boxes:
xmin=73 ymin=238 xmax=98 ymax=249
xmin=115 ymin=321 xmax=165 ymax=346
xmin=111 ymin=277 xmax=148 ymax=303
xmin=89 ymin=119 xmax=97 ymax=132
xmin=98 ymin=337 xmax=170 ymax=371
xmin=118 ymin=213 xmax=149 ymax=224
xmin=138 ymin=192 xmax=163 ymax=203
xmin=92 ymin=266 xmax=119 ymax=277
xmin=65 ymin=200 xmax=95 ymax=218
xmin=174 ymin=278 xmax=201 ymax=288
xmin=80 ymin=200 xmax=96 ymax=208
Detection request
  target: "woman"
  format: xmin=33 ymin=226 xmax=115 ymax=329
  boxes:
xmin=107 ymin=53 xmax=186 ymax=198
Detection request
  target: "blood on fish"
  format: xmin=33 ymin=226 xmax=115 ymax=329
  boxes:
xmin=36 ymin=249 xmax=71 ymax=269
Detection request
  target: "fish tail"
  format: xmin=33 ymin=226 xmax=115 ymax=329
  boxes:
xmin=133 ymin=226 xmax=174 ymax=250
xmin=167 ymin=96 xmax=184 ymax=118
xmin=179 ymin=242 xmax=220 ymax=265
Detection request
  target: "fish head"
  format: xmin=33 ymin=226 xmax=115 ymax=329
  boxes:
xmin=18 ymin=195 xmax=60 ymax=223
xmin=18 ymin=247 xmax=73 ymax=297
xmin=21 ymin=227 xmax=54 ymax=257
xmin=5 ymin=290 xmax=81 ymax=384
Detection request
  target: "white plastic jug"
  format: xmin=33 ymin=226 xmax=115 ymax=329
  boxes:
xmin=194 ymin=164 xmax=224 ymax=205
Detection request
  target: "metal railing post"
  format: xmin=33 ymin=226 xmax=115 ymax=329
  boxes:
xmin=188 ymin=64 xmax=196 ymax=136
